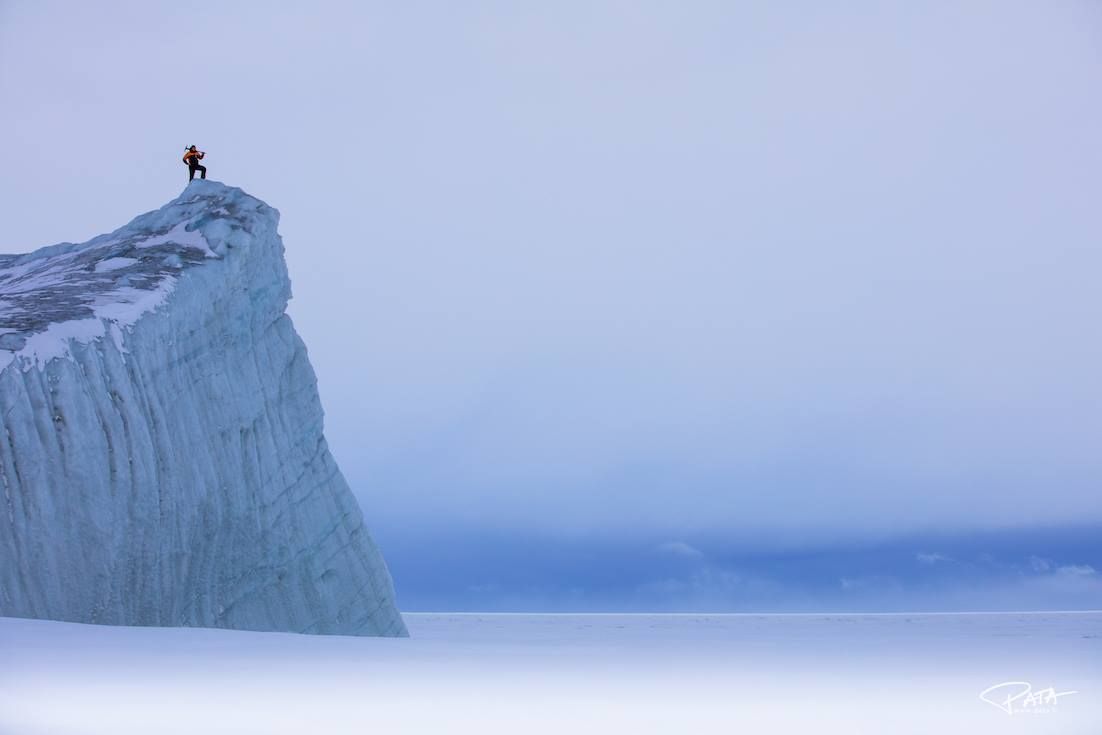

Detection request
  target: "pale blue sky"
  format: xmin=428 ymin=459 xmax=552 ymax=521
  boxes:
xmin=2 ymin=1 xmax=1100 ymax=608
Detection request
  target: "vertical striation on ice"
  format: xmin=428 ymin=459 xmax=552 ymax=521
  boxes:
xmin=0 ymin=180 xmax=407 ymax=636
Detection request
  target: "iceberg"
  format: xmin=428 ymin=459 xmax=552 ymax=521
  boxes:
xmin=0 ymin=180 xmax=407 ymax=636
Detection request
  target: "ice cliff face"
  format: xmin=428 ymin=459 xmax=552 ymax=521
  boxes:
xmin=0 ymin=180 xmax=407 ymax=636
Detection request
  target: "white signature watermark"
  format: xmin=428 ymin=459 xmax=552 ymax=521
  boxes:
xmin=979 ymin=681 xmax=1078 ymax=715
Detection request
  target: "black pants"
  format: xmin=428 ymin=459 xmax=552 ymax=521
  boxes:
xmin=189 ymin=164 xmax=207 ymax=181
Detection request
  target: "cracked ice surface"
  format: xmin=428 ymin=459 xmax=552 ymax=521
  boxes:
xmin=0 ymin=180 xmax=407 ymax=637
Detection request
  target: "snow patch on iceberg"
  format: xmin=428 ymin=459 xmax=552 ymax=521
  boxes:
xmin=0 ymin=199 xmax=220 ymax=369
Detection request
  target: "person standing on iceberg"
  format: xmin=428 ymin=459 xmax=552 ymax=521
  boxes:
xmin=183 ymin=146 xmax=207 ymax=181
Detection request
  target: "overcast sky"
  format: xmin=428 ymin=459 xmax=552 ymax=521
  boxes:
xmin=2 ymin=1 xmax=1100 ymax=608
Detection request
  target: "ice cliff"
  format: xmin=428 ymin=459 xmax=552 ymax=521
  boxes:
xmin=0 ymin=180 xmax=407 ymax=636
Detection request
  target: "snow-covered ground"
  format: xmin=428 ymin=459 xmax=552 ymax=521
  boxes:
xmin=1 ymin=611 xmax=1098 ymax=734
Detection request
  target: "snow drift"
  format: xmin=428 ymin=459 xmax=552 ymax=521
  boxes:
xmin=0 ymin=180 xmax=406 ymax=636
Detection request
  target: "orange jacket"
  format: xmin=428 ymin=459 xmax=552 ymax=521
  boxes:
xmin=182 ymin=150 xmax=204 ymax=164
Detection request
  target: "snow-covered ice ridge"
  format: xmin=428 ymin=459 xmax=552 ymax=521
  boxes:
xmin=0 ymin=180 xmax=407 ymax=636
